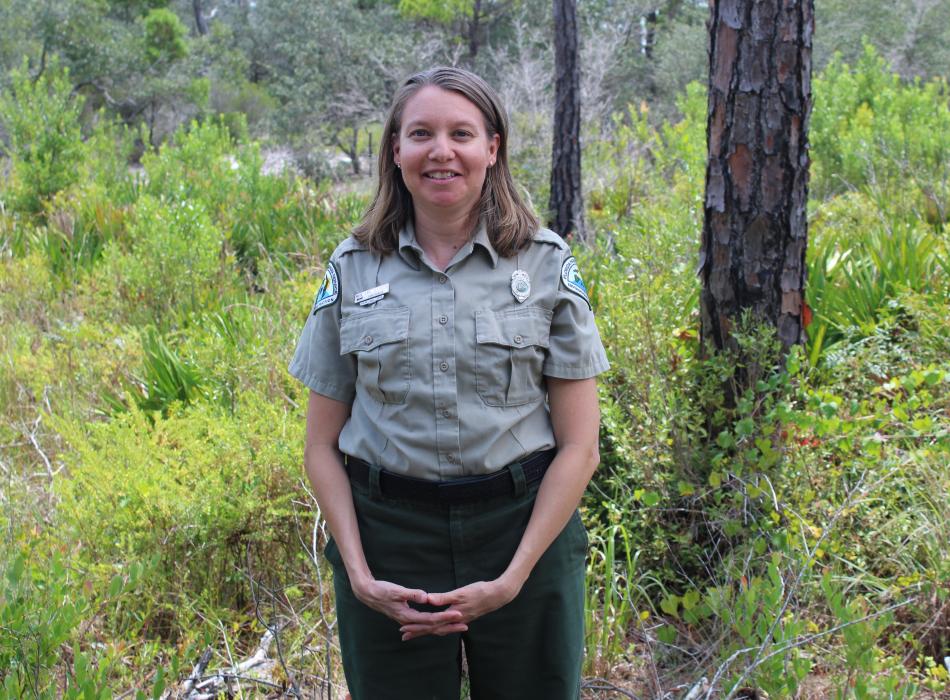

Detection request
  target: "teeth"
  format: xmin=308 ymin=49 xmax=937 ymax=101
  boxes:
xmin=427 ymin=172 xmax=457 ymax=180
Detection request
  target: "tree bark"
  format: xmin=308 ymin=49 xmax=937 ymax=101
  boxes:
xmin=642 ymin=9 xmax=658 ymax=58
xmin=548 ymin=0 xmax=584 ymax=240
xmin=467 ymin=0 xmax=482 ymax=61
xmin=699 ymin=0 xmax=814 ymax=354
xmin=193 ymin=0 xmax=209 ymax=36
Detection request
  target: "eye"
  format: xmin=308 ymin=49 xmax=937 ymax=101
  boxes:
xmin=453 ymin=129 xmax=474 ymax=138
xmin=408 ymin=128 xmax=429 ymax=138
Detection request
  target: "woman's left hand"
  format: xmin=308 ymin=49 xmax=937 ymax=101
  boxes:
xmin=398 ymin=577 xmax=521 ymax=641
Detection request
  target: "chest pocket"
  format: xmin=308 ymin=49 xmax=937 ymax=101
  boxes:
xmin=475 ymin=307 xmax=552 ymax=407
xmin=340 ymin=306 xmax=411 ymax=405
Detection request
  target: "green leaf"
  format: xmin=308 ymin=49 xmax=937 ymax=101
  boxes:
xmin=735 ymin=417 xmax=755 ymax=438
xmin=716 ymin=430 xmax=735 ymax=449
xmin=152 ymin=667 xmax=165 ymax=700
xmin=682 ymin=589 xmax=701 ymax=611
xmin=659 ymin=595 xmax=680 ymax=618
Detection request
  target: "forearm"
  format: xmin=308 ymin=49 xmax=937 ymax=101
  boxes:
xmin=304 ymin=438 xmax=373 ymax=590
xmin=303 ymin=394 xmax=467 ymax=634
xmin=499 ymin=442 xmax=598 ymax=593
xmin=500 ymin=377 xmax=600 ymax=594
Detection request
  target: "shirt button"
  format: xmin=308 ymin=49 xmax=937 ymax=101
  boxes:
xmin=513 ymin=334 xmax=524 ymax=344
xmin=442 ymin=409 xmax=451 ymax=418
xmin=440 ymin=361 xmax=449 ymax=372
xmin=446 ymin=454 xmax=456 ymax=463
xmin=363 ymin=335 xmax=373 ymax=345
xmin=438 ymin=315 xmax=448 ymax=325
xmin=438 ymin=275 xmax=447 ymax=284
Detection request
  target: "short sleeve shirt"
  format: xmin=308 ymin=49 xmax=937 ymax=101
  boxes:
xmin=289 ymin=222 xmax=609 ymax=480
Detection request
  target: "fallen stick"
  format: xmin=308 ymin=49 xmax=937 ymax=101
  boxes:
xmin=181 ymin=630 xmax=277 ymax=699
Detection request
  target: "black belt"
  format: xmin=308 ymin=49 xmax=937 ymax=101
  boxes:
xmin=344 ymin=449 xmax=556 ymax=504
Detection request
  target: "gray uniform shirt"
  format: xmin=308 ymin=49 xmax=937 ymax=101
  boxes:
xmin=289 ymin=222 xmax=609 ymax=480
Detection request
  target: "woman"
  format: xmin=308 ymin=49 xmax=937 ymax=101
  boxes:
xmin=289 ymin=66 xmax=609 ymax=700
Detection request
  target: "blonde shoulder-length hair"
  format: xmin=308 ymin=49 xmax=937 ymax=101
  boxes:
xmin=352 ymin=66 xmax=538 ymax=257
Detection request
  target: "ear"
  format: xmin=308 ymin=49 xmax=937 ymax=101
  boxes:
xmin=392 ymin=133 xmax=401 ymax=166
xmin=487 ymin=133 xmax=499 ymax=166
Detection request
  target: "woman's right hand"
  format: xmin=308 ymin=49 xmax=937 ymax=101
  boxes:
xmin=351 ymin=577 xmax=469 ymax=635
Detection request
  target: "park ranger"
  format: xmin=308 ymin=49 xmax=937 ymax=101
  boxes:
xmin=290 ymin=66 xmax=608 ymax=700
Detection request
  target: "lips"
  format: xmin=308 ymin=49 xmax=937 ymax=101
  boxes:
xmin=424 ymin=171 xmax=460 ymax=180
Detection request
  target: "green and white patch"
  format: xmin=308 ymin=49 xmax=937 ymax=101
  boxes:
xmin=560 ymin=256 xmax=590 ymax=309
xmin=312 ymin=262 xmax=339 ymax=313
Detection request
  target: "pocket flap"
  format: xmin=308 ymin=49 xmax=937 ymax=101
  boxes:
xmin=340 ymin=306 xmax=410 ymax=354
xmin=475 ymin=307 xmax=552 ymax=348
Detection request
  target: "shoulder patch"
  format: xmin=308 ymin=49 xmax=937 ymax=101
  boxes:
xmin=560 ymin=256 xmax=591 ymax=309
xmin=312 ymin=262 xmax=340 ymax=314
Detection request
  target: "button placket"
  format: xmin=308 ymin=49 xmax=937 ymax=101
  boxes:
xmin=431 ymin=272 xmax=462 ymax=476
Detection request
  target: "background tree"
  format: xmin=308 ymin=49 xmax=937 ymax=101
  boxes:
xmin=815 ymin=0 xmax=950 ymax=79
xmin=698 ymin=0 xmax=815 ymax=354
xmin=398 ymin=0 xmax=518 ymax=64
xmin=548 ymin=0 xmax=583 ymax=239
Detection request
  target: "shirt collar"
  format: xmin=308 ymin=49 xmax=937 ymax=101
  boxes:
xmin=397 ymin=220 xmax=422 ymax=270
xmin=471 ymin=220 xmax=499 ymax=268
xmin=397 ymin=219 xmax=499 ymax=270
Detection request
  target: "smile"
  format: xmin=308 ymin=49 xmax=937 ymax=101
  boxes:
xmin=424 ymin=171 xmax=460 ymax=180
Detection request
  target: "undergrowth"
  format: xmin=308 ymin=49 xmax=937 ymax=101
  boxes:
xmin=0 ymin=44 xmax=947 ymax=698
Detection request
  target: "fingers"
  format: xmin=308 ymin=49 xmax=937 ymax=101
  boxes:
xmin=425 ymin=592 xmax=453 ymax=607
xmin=397 ymin=587 xmax=429 ymax=605
xmin=400 ymin=622 xmax=468 ymax=641
xmin=426 ymin=585 xmax=472 ymax=607
xmin=396 ymin=606 xmax=463 ymax=626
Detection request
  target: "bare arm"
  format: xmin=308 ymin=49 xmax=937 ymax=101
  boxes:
xmin=497 ymin=376 xmax=600 ymax=589
xmin=403 ymin=377 xmax=600 ymax=639
xmin=304 ymin=391 xmax=466 ymax=632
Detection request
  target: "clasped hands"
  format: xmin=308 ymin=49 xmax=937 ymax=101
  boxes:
xmin=352 ymin=576 xmax=522 ymax=641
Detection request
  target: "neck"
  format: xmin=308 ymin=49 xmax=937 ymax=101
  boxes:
xmin=413 ymin=207 xmax=477 ymax=270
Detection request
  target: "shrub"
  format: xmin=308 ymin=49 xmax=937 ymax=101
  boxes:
xmin=53 ymin=394 xmax=307 ymax=641
xmin=806 ymin=190 xmax=949 ymax=365
xmin=143 ymin=7 xmax=188 ymax=63
xmin=0 ymin=541 xmax=143 ymax=698
xmin=810 ymin=42 xmax=950 ymax=204
xmin=90 ymin=194 xmax=229 ymax=325
xmin=0 ymin=59 xmax=87 ymax=215
xmin=140 ymin=118 xmax=243 ymax=213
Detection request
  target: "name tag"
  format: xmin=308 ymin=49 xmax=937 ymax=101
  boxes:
xmin=354 ymin=283 xmax=389 ymax=306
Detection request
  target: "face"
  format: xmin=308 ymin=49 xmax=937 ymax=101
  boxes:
xmin=393 ymin=85 xmax=500 ymax=222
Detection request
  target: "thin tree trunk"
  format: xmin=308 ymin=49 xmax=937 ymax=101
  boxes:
xmin=698 ymin=0 xmax=814 ymax=354
xmin=350 ymin=128 xmax=361 ymax=176
xmin=193 ymin=0 xmax=209 ymax=36
xmin=548 ymin=0 xmax=584 ymax=240
xmin=468 ymin=0 xmax=482 ymax=62
xmin=642 ymin=10 xmax=658 ymax=58
xmin=367 ymin=129 xmax=374 ymax=177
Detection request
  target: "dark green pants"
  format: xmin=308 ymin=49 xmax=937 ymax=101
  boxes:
xmin=324 ymin=463 xmax=587 ymax=700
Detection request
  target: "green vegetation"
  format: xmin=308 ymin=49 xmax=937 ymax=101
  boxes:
xmin=1 ymin=45 xmax=948 ymax=699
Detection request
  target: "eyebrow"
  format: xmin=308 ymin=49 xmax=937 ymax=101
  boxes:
xmin=404 ymin=118 xmax=481 ymax=131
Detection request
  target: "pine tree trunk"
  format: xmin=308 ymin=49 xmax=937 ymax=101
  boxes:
xmin=549 ymin=0 xmax=584 ymax=240
xmin=699 ymin=0 xmax=814 ymax=353
xmin=467 ymin=0 xmax=482 ymax=62
xmin=193 ymin=0 xmax=209 ymax=36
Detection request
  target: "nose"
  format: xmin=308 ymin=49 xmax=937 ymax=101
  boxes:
xmin=428 ymin=133 xmax=454 ymax=162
